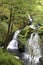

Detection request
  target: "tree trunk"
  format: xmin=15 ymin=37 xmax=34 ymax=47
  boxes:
xmin=4 ymin=7 xmax=13 ymax=48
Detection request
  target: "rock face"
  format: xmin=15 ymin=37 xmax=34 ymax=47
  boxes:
xmin=39 ymin=57 xmax=43 ymax=65
xmin=18 ymin=41 xmax=25 ymax=53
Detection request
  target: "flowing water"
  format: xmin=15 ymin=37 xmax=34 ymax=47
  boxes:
xmin=7 ymin=30 xmax=21 ymax=52
xmin=24 ymin=33 xmax=41 ymax=65
xmin=7 ymin=30 xmax=42 ymax=65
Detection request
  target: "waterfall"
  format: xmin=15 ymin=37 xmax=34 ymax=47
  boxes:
xmin=13 ymin=30 xmax=21 ymax=40
xmin=27 ymin=33 xmax=41 ymax=65
xmin=20 ymin=33 xmax=41 ymax=65
xmin=7 ymin=30 xmax=21 ymax=51
xmin=7 ymin=29 xmax=41 ymax=65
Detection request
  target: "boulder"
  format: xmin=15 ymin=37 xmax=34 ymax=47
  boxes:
xmin=39 ymin=57 xmax=43 ymax=65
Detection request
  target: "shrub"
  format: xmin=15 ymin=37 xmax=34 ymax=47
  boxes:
xmin=0 ymin=48 xmax=24 ymax=65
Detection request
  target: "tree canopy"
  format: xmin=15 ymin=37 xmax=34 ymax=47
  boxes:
xmin=0 ymin=0 xmax=43 ymax=46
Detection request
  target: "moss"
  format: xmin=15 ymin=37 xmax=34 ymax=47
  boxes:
xmin=18 ymin=25 xmax=34 ymax=46
xmin=18 ymin=25 xmax=43 ymax=46
xmin=0 ymin=48 xmax=24 ymax=65
xmin=38 ymin=25 xmax=43 ymax=42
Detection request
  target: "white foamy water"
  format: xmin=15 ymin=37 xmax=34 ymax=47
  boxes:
xmin=7 ymin=29 xmax=41 ymax=65
xmin=27 ymin=33 xmax=41 ymax=65
xmin=28 ymin=14 xmax=33 ymax=22
xmin=13 ymin=30 xmax=21 ymax=40
xmin=7 ymin=30 xmax=21 ymax=50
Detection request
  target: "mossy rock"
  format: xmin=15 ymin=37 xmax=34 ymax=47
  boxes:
xmin=38 ymin=25 xmax=43 ymax=42
xmin=39 ymin=26 xmax=43 ymax=34
xmin=18 ymin=41 xmax=25 ymax=52
xmin=18 ymin=25 xmax=43 ymax=53
xmin=18 ymin=25 xmax=34 ymax=45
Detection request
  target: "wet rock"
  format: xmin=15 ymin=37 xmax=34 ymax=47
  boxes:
xmin=14 ymin=56 xmax=19 ymax=59
xmin=18 ymin=41 xmax=25 ymax=53
xmin=39 ymin=57 xmax=43 ymax=65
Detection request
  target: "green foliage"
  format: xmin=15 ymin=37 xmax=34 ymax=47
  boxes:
xmin=18 ymin=25 xmax=43 ymax=45
xmin=0 ymin=0 xmax=43 ymax=49
xmin=0 ymin=0 xmax=43 ymax=64
xmin=0 ymin=48 xmax=24 ymax=65
xmin=0 ymin=22 xmax=8 ymax=42
xmin=38 ymin=25 xmax=43 ymax=42
xmin=18 ymin=25 xmax=34 ymax=45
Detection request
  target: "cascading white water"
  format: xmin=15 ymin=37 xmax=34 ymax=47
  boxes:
xmin=7 ymin=30 xmax=21 ymax=50
xmin=21 ymin=32 xmax=41 ymax=65
xmin=7 ymin=28 xmax=41 ymax=65
xmin=27 ymin=32 xmax=41 ymax=65
xmin=13 ymin=30 xmax=21 ymax=40
xmin=28 ymin=14 xmax=33 ymax=23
